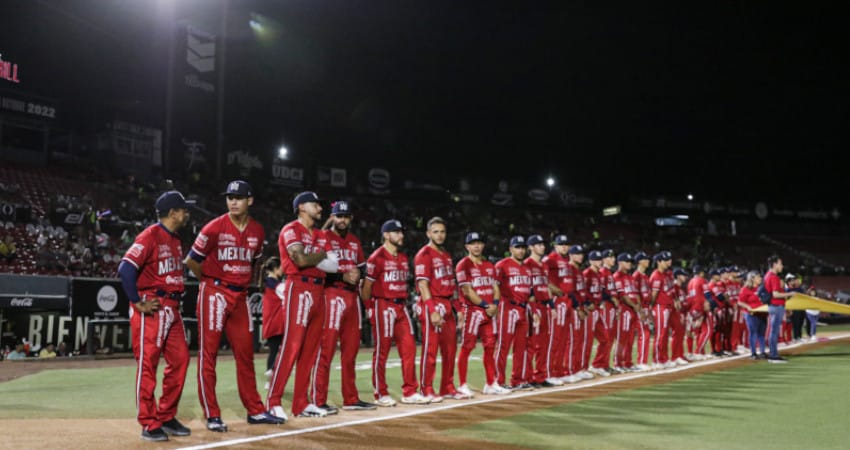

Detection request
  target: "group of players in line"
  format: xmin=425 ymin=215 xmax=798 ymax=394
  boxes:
xmin=119 ymin=182 xmax=797 ymax=442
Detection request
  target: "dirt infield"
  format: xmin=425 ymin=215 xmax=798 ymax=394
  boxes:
xmin=1 ymin=336 xmax=845 ymax=450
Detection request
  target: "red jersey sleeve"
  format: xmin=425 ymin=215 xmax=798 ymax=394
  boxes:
xmin=651 ymin=275 xmax=662 ymax=292
xmin=366 ymin=256 xmax=380 ymax=282
xmin=281 ymin=223 xmax=304 ymax=250
xmin=122 ymin=231 xmax=153 ymax=269
xmin=455 ymin=260 xmax=470 ymax=286
xmin=191 ymin=221 xmax=217 ymax=259
xmin=414 ymin=250 xmax=433 ymax=282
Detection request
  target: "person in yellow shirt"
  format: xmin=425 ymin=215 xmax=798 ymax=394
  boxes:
xmin=38 ymin=343 xmax=57 ymax=359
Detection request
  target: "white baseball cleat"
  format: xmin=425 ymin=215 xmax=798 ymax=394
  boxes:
xmin=456 ymin=384 xmax=475 ymax=398
xmin=561 ymin=374 xmax=582 ymax=383
xmin=375 ymin=395 xmax=397 ymax=407
xmin=663 ymin=361 xmax=678 ymax=369
xmin=545 ymin=377 xmax=564 ymax=386
xmin=482 ymin=383 xmax=512 ymax=395
xmin=401 ymin=393 xmax=432 ymax=405
xmin=578 ymin=371 xmax=594 ymax=380
xmin=634 ymin=364 xmax=652 ymax=372
xmin=589 ymin=367 xmax=610 ymax=377
xmin=674 ymin=357 xmax=690 ymax=366
xmin=270 ymin=405 xmax=288 ymax=421
xmin=297 ymin=403 xmax=328 ymax=418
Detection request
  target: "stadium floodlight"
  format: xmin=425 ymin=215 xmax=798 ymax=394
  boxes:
xmin=546 ymin=177 xmax=555 ymax=188
xmin=278 ymin=146 xmax=288 ymax=159
xmin=687 ymin=194 xmax=694 ymax=201
xmin=249 ymin=19 xmax=262 ymax=31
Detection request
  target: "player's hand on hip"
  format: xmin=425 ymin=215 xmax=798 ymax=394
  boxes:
xmin=134 ymin=299 xmax=161 ymax=315
xmin=343 ymin=267 xmax=360 ymax=285
xmin=485 ymin=304 xmax=498 ymax=317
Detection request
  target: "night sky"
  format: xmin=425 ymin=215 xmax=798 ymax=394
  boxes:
xmin=1 ymin=1 xmax=848 ymax=206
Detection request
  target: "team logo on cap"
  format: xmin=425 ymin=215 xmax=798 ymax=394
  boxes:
xmin=469 ymin=232 xmax=479 ymax=240
xmin=393 ymin=220 xmax=401 ymax=228
xmin=228 ymin=181 xmax=240 ymax=192
xmin=336 ymin=201 xmax=348 ymax=212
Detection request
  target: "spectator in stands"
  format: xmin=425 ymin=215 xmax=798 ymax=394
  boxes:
xmin=39 ymin=343 xmax=57 ymax=359
xmin=0 ymin=235 xmax=17 ymax=263
xmin=56 ymin=341 xmax=70 ymax=357
xmin=6 ymin=343 xmax=27 ymax=360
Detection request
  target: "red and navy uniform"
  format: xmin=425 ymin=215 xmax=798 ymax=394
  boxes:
xmin=190 ymin=214 xmax=266 ymax=419
xmin=632 ymin=269 xmax=652 ymax=365
xmin=709 ymin=279 xmax=729 ymax=353
xmin=311 ymin=229 xmax=367 ymax=407
xmin=613 ymin=270 xmax=639 ymax=368
xmin=569 ymin=263 xmax=589 ymax=375
xmin=650 ymin=269 xmax=676 ymax=364
xmin=367 ymin=246 xmax=417 ymax=399
xmin=415 ymin=245 xmax=459 ymax=397
xmin=524 ymin=256 xmax=552 ymax=384
xmin=494 ymin=257 xmax=532 ymax=386
xmin=543 ymin=252 xmax=575 ymax=378
xmin=122 ymin=223 xmax=189 ymax=432
xmin=267 ymin=219 xmax=326 ymax=415
xmin=455 ymin=256 xmax=498 ymax=387
xmin=686 ymin=275 xmax=713 ymax=355
xmin=727 ymin=279 xmax=747 ymax=349
xmin=583 ymin=267 xmax=613 ymax=370
xmin=599 ymin=266 xmax=619 ymax=343
xmin=670 ymin=281 xmax=687 ymax=361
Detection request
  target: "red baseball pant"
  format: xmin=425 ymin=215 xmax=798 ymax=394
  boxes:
xmin=548 ymin=297 xmax=572 ymax=378
xmin=266 ymin=278 xmax=325 ymax=415
xmin=590 ymin=306 xmax=613 ymax=369
xmin=457 ymin=305 xmax=497 ymax=386
xmin=131 ymin=299 xmax=189 ymax=431
xmin=527 ymin=302 xmax=552 ymax=383
xmin=495 ymin=301 xmax=529 ymax=386
xmin=614 ymin=305 xmax=637 ymax=368
xmin=653 ymin=304 xmax=673 ymax=364
xmin=418 ymin=297 xmax=458 ymax=396
xmin=311 ymin=287 xmax=362 ymax=407
xmin=197 ymin=281 xmax=264 ymax=419
xmin=636 ymin=307 xmax=652 ymax=365
xmin=371 ymin=298 xmax=418 ymax=398
xmin=571 ymin=309 xmax=589 ymax=374
xmin=670 ymin=307 xmax=685 ymax=361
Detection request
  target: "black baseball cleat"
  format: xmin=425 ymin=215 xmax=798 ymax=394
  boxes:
xmin=539 ymin=381 xmax=556 ymax=388
xmin=248 ymin=411 xmax=286 ymax=425
xmin=161 ymin=418 xmax=191 ymax=436
xmin=206 ymin=417 xmax=228 ymax=432
xmin=342 ymin=400 xmax=378 ymax=411
xmin=318 ymin=404 xmax=340 ymax=415
xmin=141 ymin=427 xmax=169 ymax=442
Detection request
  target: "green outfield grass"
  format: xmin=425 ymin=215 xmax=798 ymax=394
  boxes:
xmin=0 ymin=347 xmax=492 ymax=420
xmin=444 ymin=341 xmax=850 ymax=449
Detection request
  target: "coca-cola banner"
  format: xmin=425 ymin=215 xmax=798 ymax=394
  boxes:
xmin=0 ymin=274 xmax=69 ymax=310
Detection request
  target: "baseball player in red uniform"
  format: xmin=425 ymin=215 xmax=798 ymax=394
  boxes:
xmin=567 ymin=245 xmax=593 ymax=380
xmin=118 ymin=191 xmax=192 ymax=442
xmin=260 ymin=257 xmax=284 ymax=390
xmin=649 ymin=251 xmax=676 ymax=368
xmin=632 ymin=252 xmax=653 ymax=370
xmin=727 ymin=267 xmax=747 ymax=351
xmin=708 ymin=269 xmax=730 ymax=356
xmin=612 ymin=253 xmax=640 ymax=371
xmin=455 ymin=232 xmax=509 ymax=395
xmin=185 ymin=181 xmax=283 ymax=431
xmin=415 ymin=217 xmax=464 ymax=402
xmin=670 ymin=268 xmax=690 ymax=365
xmin=495 ymin=236 xmax=535 ymax=390
xmin=542 ymin=235 xmax=581 ymax=384
xmin=583 ymin=251 xmax=613 ymax=377
xmin=363 ymin=219 xmax=429 ymax=405
xmin=266 ymin=191 xmax=342 ymax=419
xmin=524 ymin=235 xmax=559 ymax=387
xmin=600 ymin=249 xmax=620 ymax=370
xmin=685 ymin=265 xmax=714 ymax=360
xmin=311 ymin=201 xmax=376 ymax=412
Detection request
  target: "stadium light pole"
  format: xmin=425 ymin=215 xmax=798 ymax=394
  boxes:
xmin=277 ymin=146 xmax=288 ymax=160
xmin=546 ymin=176 xmax=556 ymax=189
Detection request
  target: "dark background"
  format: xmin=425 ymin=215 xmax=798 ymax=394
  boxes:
xmin=1 ymin=1 xmax=847 ymax=205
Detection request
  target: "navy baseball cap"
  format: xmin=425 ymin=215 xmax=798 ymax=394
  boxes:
xmin=692 ymin=264 xmax=705 ymax=274
xmin=709 ymin=268 xmax=720 ymax=277
xmin=634 ymin=252 xmax=650 ymax=262
xmin=568 ymin=245 xmax=585 ymax=255
xmin=510 ymin=236 xmax=526 ymax=248
xmin=381 ymin=219 xmax=404 ymax=233
xmin=673 ymin=268 xmax=687 ymax=277
xmin=617 ymin=252 xmax=633 ymax=263
xmin=465 ymin=232 xmax=484 ymax=244
xmin=527 ymin=234 xmax=545 ymax=246
xmin=602 ymin=249 xmax=615 ymax=258
xmin=554 ymin=234 xmax=569 ymax=245
xmin=222 ymin=180 xmax=252 ymax=197
xmin=330 ymin=200 xmax=352 ymax=216
xmin=155 ymin=191 xmax=193 ymax=216
xmin=292 ymin=191 xmax=320 ymax=211
xmin=652 ymin=252 xmax=666 ymax=263
xmin=588 ymin=250 xmax=603 ymax=261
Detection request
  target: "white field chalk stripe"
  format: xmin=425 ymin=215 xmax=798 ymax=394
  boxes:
xmin=179 ymin=333 xmax=850 ymax=450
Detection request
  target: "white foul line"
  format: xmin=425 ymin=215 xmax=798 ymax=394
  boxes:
xmin=178 ymin=333 xmax=850 ymax=450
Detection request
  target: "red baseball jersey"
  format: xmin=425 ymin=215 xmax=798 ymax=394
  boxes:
xmin=191 ymin=214 xmax=264 ymax=287
xmin=543 ymin=252 xmax=573 ymax=293
xmin=319 ymin=230 xmax=366 ymax=289
xmin=632 ymin=270 xmax=651 ymax=305
xmin=122 ymin=223 xmax=184 ymax=298
xmin=725 ymin=280 xmax=740 ymax=304
xmin=739 ymin=286 xmax=762 ymax=310
xmin=279 ymin=220 xmax=325 ymax=279
xmin=600 ymin=266 xmax=616 ymax=297
xmin=414 ymin=245 xmax=457 ymax=299
xmin=495 ymin=257 xmax=533 ymax=304
xmin=524 ymin=257 xmax=551 ymax=301
xmin=455 ymin=256 xmax=497 ymax=306
xmin=582 ymin=267 xmax=604 ymax=305
xmin=613 ymin=270 xmax=638 ymax=303
xmin=649 ymin=269 xmax=674 ymax=306
xmin=687 ymin=275 xmax=710 ymax=313
xmin=366 ymin=246 xmax=410 ymax=299
xmin=708 ymin=280 xmax=727 ymax=304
